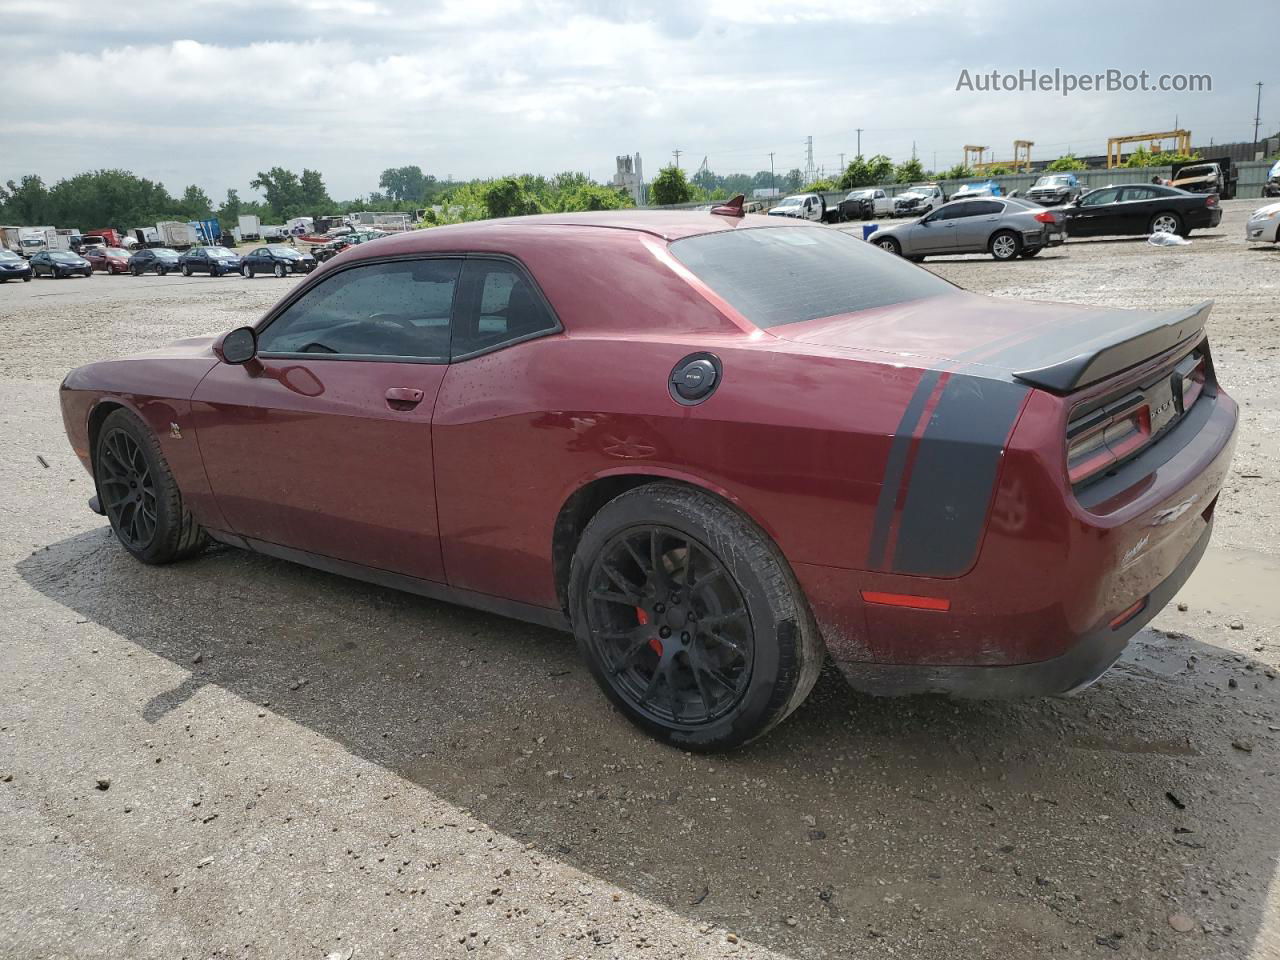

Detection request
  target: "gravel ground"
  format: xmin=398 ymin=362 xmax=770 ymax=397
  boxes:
xmin=1 ymin=200 xmax=1278 ymax=960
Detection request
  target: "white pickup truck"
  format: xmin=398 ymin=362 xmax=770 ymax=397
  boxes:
xmin=844 ymin=188 xmax=894 ymax=219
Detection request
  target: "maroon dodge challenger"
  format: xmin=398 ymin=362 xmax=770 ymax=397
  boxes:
xmin=60 ymin=199 xmax=1237 ymax=750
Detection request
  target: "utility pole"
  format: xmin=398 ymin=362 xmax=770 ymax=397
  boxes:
xmin=839 ymin=152 xmax=845 ymax=172
xmin=856 ymin=128 xmax=862 ymax=156
xmin=672 ymin=149 xmax=682 ymax=169
xmin=1254 ymin=82 xmax=1264 ymax=156
xmin=805 ymin=136 xmax=814 ymax=185
xmin=769 ymin=152 xmax=776 ymax=193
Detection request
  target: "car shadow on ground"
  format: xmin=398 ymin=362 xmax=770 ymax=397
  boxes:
xmin=18 ymin=529 xmax=1280 ymax=958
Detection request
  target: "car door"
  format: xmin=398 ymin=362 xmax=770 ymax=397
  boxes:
xmin=1117 ymin=186 xmax=1157 ymax=232
xmin=1066 ymin=187 xmax=1121 ymax=236
xmin=912 ymin=205 xmax=961 ymax=253
xmin=952 ymin=200 xmax=1004 ymax=252
xmin=431 ymin=257 xmax=565 ymax=606
xmin=191 ymin=255 xmax=462 ymax=582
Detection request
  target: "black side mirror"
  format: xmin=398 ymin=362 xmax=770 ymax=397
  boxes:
xmin=219 ymin=326 xmax=258 ymax=365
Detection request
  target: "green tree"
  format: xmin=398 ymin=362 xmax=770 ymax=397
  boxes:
xmin=1046 ymin=154 xmax=1087 ymax=172
xmin=0 ymin=175 xmax=51 ymax=223
xmin=178 ymin=185 xmax=213 ymax=219
xmin=894 ymin=157 xmax=926 ymax=184
xmin=984 ymin=165 xmax=1014 ymax=176
xmin=483 ymin=177 xmax=541 ymax=218
xmin=298 ymin=168 xmax=331 ymax=210
xmin=650 ymin=165 xmax=692 ymax=205
xmin=941 ymin=163 xmax=974 ymax=181
xmin=559 ymin=183 xmax=635 ymax=212
xmin=249 ymin=167 xmax=302 ymax=219
xmin=378 ymin=165 xmax=436 ymax=204
xmin=217 ymin=189 xmax=242 ymax=226
xmin=838 ymin=154 xmax=894 ymax=189
xmin=805 ymin=178 xmax=837 ymax=192
xmin=783 ymin=168 xmax=804 ymax=191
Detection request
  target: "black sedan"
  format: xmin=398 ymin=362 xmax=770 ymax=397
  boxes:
xmin=31 ymin=250 xmax=92 ymax=278
xmin=1058 ymin=184 xmax=1222 ymax=238
xmin=0 ymin=249 xmax=33 ymax=282
xmin=178 ymin=245 xmax=242 ymax=277
xmin=240 ymin=245 xmax=316 ymax=278
xmin=128 ymin=248 xmax=182 ymax=276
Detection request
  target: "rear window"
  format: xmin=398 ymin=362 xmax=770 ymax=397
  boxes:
xmin=669 ymin=227 xmax=952 ymax=328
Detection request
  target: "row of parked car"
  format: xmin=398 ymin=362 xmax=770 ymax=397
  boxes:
xmin=0 ymin=244 xmax=319 ymax=282
xmin=863 ymin=182 xmax=1230 ymax=262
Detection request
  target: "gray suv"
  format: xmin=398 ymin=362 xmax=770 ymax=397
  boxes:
xmin=866 ymin=197 xmax=1066 ymax=262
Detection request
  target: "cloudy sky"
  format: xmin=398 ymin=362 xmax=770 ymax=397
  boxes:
xmin=3 ymin=0 xmax=1274 ymax=202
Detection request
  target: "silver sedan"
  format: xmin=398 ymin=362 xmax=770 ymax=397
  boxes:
xmin=867 ymin=197 xmax=1066 ymax=262
xmin=1245 ymin=201 xmax=1280 ymax=244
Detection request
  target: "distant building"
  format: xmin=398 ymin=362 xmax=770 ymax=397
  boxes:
xmin=611 ymin=154 xmax=646 ymax=205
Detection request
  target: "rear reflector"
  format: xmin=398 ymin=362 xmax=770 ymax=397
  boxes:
xmin=1109 ymin=597 xmax=1147 ymax=629
xmin=861 ymin=591 xmax=951 ymax=612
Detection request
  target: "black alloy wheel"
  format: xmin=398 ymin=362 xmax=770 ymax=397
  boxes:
xmin=583 ymin=525 xmax=754 ymax=727
xmin=569 ymin=483 xmax=824 ymax=750
xmin=96 ymin=426 xmax=158 ymax=551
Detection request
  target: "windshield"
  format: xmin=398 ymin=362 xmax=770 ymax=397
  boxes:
xmin=50 ymin=252 xmax=80 ymax=262
xmin=0 ymin=250 xmax=20 ymax=261
xmin=775 ymin=197 xmax=802 ymax=207
xmin=669 ymin=227 xmax=953 ymax=329
xmin=153 ymin=248 xmax=178 ymax=257
xmin=1035 ymin=176 xmax=1070 ymax=187
xmin=270 ymin=246 xmax=302 ymax=258
xmin=206 ymin=247 xmax=234 ymax=257
xmin=847 ymin=190 xmax=873 ymax=199
xmin=106 ymin=248 xmax=129 ymax=257
xmin=1176 ymin=165 xmax=1213 ymax=177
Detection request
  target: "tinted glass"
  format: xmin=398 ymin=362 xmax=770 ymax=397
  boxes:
xmin=1080 ymin=188 xmax=1120 ymax=206
xmin=968 ymin=201 xmax=1004 ymax=216
xmin=258 ymin=258 xmax=461 ymax=359
xmin=670 ymin=227 xmax=953 ymax=329
xmin=451 ymin=259 xmax=559 ymax=359
xmin=1120 ymin=187 xmax=1157 ymax=202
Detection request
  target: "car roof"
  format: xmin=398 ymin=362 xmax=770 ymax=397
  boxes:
xmin=342 ymin=210 xmax=809 ymax=262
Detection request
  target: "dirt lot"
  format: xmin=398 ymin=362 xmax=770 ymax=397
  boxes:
xmin=1 ymin=200 xmax=1278 ymax=960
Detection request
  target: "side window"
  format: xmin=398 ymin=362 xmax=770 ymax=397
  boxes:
xmin=257 ymin=258 xmax=461 ymax=360
xmin=451 ymin=259 xmax=559 ymax=360
xmin=945 ymin=202 xmax=981 ymax=220
xmin=969 ymin=200 xmax=1004 ymax=216
xmin=1080 ymin=188 xmax=1120 ymax=207
xmin=1120 ymin=187 xmax=1156 ymax=202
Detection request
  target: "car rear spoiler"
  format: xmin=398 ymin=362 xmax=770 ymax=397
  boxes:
xmin=1013 ymin=300 xmax=1212 ymax=392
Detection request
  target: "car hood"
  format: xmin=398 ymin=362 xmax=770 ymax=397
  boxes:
xmin=770 ymin=290 xmax=1204 ymax=385
xmin=1251 ymin=201 xmax=1280 ymax=219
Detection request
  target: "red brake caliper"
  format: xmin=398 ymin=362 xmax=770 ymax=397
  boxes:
xmin=636 ymin=607 xmax=662 ymax=655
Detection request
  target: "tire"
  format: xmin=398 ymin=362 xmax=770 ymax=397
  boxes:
xmin=181 ymin=264 xmax=192 ymax=277
xmin=568 ymin=483 xmax=824 ymax=751
xmin=23 ymin=275 xmax=31 ymax=281
xmin=130 ymin=265 xmax=140 ymax=277
xmin=273 ymin=263 xmax=286 ymax=278
xmin=242 ymin=264 xmax=254 ymax=279
xmin=1149 ymin=212 xmax=1184 ymax=236
xmin=875 ymin=237 xmax=901 ymax=256
xmin=908 ymin=255 xmax=926 ymax=263
xmin=989 ymin=230 xmax=1020 ymax=261
xmin=93 ymin=409 xmax=207 ymax=565
xmin=1019 ymin=247 xmax=1041 ymax=258
xmin=157 ymin=267 xmax=168 ymax=276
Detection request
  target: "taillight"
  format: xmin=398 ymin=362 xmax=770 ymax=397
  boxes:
xmin=1205 ymin=195 xmax=1218 ymax=206
xmin=1175 ymin=352 xmax=1206 ymax=412
xmin=1066 ymin=399 xmax=1152 ymax=485
xmin=1034 ymin=211 xmax=1056 ymax=223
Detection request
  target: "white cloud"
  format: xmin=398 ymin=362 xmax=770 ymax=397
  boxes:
xmin=0 ymin=0 xmax=1263 ymax=202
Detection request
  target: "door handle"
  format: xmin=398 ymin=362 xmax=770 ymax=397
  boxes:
xmin=385 ymin=387 xmax=424 ymax=406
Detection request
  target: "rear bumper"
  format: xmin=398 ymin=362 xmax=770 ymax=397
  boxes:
xmin=834 ymin=519 xmax=1211 ymax=698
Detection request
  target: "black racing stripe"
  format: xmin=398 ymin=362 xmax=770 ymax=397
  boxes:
xmin=891 ymin=375 xmax=1029 ymax=577
xmin=866 ymin=368 xmax=942 ymax=569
